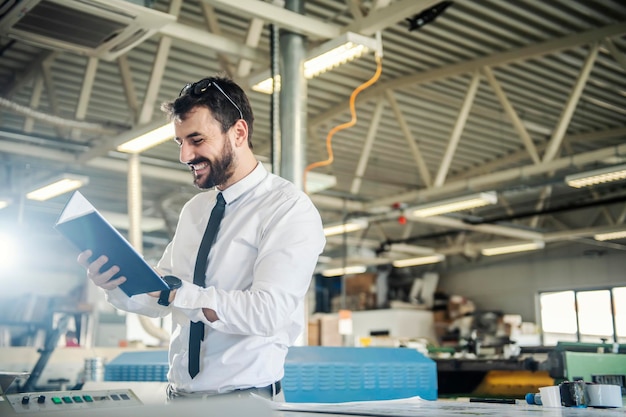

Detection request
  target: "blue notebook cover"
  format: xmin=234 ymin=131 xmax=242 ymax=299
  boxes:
xmin=54 ymin=191 xmax=169 ymax=297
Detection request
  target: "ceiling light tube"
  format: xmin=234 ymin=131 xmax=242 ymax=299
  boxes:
xmin=323 ymin=218 xmax=368 ymax=237
xmin=26 ymin=174 xmax=89 ymax=201
xmin=594 ymin=230 xmax=626 ymax=241
xmin=251 ymin=32 xmax=380 ymax=94
xmin=481 ymin=240 xmax=545 ymax=256
xmin=262 ymin=162 xmax=336 ymax=194
xmin=411 ymin=191 xmax=497 ymax=217
xmin=251 ymin=75 xmax=280 ymax=95
xmin=303 ymin=171 xmax=337 ymax=194
xmin=117 ymin=123 xmax=175 ymax=153
xmin=392 ymin=254 xmax=445 ymax=268
xmin=388 ymin=243 xmax=435 ymax=256
xmin=321 ymin=265 xmax=367 ymax=277
xmin=304 ymin=32 xmax=377 ymax=78
xmin=0 ymin=198 xmax=11 ymax=209
xmin=565 ymin=164 xmax=626 ymax=188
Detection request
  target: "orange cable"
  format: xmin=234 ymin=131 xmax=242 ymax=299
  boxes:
xmin=303 ymin=55 xmax=383 ymax=194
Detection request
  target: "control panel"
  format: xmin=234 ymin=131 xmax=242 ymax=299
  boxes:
xmin=3 ymin=388 xmax=142 ymax=414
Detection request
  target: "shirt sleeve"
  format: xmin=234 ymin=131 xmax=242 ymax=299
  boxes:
xmin=104 ymin=287 xmax=171 ymax=318
xmin=171 ymin=195 xmax=325 ymax=336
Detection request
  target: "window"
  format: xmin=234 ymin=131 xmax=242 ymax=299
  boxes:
xmin=539 ymin=286 xmax=626 ymax=346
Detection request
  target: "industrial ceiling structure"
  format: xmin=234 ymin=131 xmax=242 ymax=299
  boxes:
xmin=1 ymin=0 xmax=625 ymax=277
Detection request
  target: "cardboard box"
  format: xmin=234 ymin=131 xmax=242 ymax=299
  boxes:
xmin=308 ymin=314 xmax=342 ymax=346
xmin=308 ymin=320 xmax=320 ymax=346
xmin=344 ymin=273 xmax=377 ymax=295
xmin=320 ymin=314 xmax=342 ymax=346
xmin=433 ymin=309 xmax=448 ymax=323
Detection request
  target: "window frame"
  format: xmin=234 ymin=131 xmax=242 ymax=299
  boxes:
xmin=538 ymin=285 xmax=625 ymax=345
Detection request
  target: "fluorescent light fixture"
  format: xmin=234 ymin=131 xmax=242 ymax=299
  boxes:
xmin=321 ymin=265 xmax=367 ymax=277
xmin=26 ymin=174 xmax=89 ymax=201
xmin=388 ymin=243 xmax=435 ymax=256
xmin=306 ymin=171 xmax=337 ymax=194
xmin=392 ymin=254 xmax=445 ymax=268
xmin=594 ymin=230 xmax=626 ymax=241
xmin=261 ymin=163 xmax=336 ymax=193
xmin=411 ymin=192 xmax=497 ymax=217
xmin=0 ymin=198 xmax=10 ymax=209
xmin=101 ymin=211 xmax=166 ymax=233
xmin=317 ymin=255 xmax=333 ymax=264
xmin=565 ymin=164 xmax=626 ymax=188
xmin=251 ymin=32 xmax=379 ymax=94
xmin=304 ymin=32 xmax=378 ymax=78
xmin=323 ymin=218 xmax=368 ymax=237
xmin=481 ymin=240 xmax=545 ymax=256
xmin=117 ymin=123 xmax=175 ymax=153
xmin=252 ymin=75 xmax=280 ymax=95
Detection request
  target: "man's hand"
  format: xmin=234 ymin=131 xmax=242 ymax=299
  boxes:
xmin=77 ymin=250 xmax=126 ymax=290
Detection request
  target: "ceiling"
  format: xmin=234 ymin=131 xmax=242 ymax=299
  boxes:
xmin=1 ymin=0 xmax=625 ymax=276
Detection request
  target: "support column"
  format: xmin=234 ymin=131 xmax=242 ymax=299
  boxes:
xmin=279 ymin=0 xmax=307 ymax=189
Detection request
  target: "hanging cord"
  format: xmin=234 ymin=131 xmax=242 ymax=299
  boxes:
xmin=303 ymin=54 xmax=383 ymax=194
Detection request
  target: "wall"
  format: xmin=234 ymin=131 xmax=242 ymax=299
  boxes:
xmin=436 ymin=242 xmax=626 ymax=323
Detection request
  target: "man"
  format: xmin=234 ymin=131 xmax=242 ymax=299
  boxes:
xmin=78 ymin=76 xmax=326 ymax=401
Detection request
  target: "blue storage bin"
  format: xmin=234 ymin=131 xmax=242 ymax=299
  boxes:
xmin=104 ymin=350 xmax=169 ymax=382
xmin=283 ymin=346 xmax=437 ymax=403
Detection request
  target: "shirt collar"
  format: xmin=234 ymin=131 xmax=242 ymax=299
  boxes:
xmin=220 ymin=162 xmax=267 ymax=205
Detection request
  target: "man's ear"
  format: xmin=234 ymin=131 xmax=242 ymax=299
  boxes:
xmin=231 ymin=119 xmax=249 ymax=147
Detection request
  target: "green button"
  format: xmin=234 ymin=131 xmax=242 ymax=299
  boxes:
xmin=51 ymin=397 xmax=62 ymax=405
xmin=72 ymin=396 xmax=83 ymax=403
xmin=83 ymin=395 xmax=93 ymax=402
xmin=62 ymin=397 xmax=72 ymax=403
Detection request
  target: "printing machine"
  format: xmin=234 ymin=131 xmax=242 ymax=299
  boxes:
xmin=0 ymin=371 xmax=272 ymax=417
xmin=543 ymin=342 xmax=626 ymax=388
xmin=433 ymin=340 xmax=626 ymax=400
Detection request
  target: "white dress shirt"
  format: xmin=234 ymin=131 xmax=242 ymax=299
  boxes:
xmin=104 ymin=162 xmax=325 ymax=393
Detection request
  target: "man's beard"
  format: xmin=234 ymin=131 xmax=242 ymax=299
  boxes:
xmin=193 ymin=139 xmax=236 ymax=189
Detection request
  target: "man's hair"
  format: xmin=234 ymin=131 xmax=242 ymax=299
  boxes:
xmin=161 ymin=76 xmax=254 ymax=148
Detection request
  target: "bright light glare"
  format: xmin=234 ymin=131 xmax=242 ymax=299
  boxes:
xmin=540 ymin=291 xmax=577 ymax=334
xmin=614 ymin=287 xmax=626 ymax=340
xmin=117 ymin=123 xmax=175 ymax=153
xmin=577 ymin=290 xmax=613 ymax=338
xmin=0 ymin=232 xmax=19 ymax=270
xmin=323 ymin=218 xmax=368 ymax=237
xmin=411 ymin=192 xmax=497 ymax=217
xmin=26 ymin=177 xmax=87 ymax=201
xmin=322 ymin=265 xmax=367 ymax=277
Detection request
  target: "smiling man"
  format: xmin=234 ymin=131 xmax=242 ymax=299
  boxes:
xmin=78 ymin=76 xmax=325 ymax=402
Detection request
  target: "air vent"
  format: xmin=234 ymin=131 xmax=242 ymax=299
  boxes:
xmin=0 ymin=0 xmax=175 ymax=60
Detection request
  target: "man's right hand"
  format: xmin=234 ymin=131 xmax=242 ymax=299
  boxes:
xmin=77 ymin=250 xmax=127 ymax=290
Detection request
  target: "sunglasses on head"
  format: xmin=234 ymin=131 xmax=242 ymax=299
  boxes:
xmin=179 ymin=79 xmax=243 ymax=120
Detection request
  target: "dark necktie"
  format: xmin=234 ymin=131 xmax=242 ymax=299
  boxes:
xmin=189 ymin=192 xmax=226 ymax=378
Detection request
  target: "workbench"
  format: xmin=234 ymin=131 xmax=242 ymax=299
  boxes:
xmin=2 ymin=391 xmax=625 ymax=416
xmin=273 ymin=396 xmax=625 ymax=417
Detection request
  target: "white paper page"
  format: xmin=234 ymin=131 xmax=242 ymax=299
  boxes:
xmin=266 ymin=397 xmax=615 ymax=417
xmin=56 ymin=191 xmax=96 ymax=224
